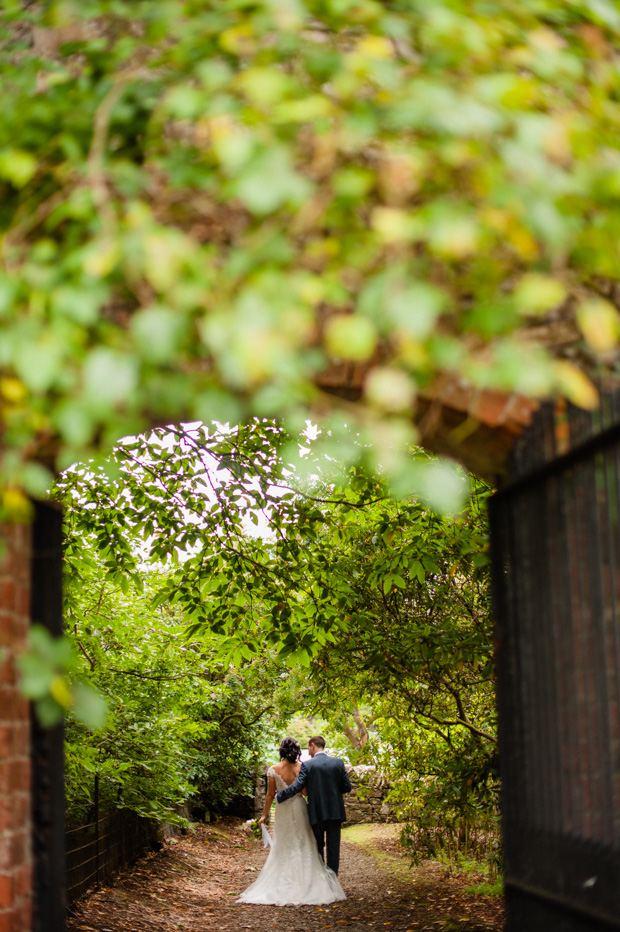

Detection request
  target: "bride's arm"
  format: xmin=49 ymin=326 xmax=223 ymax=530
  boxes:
xmin=259 ymin=775 xmax=276 ymax=825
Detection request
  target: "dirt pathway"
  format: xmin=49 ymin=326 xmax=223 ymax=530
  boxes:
xmin=67 ymin=819 xmax=503 ymax=932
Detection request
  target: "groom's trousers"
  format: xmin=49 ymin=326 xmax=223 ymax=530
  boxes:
xmin=311 ymin=819 xmax=342 ymax=875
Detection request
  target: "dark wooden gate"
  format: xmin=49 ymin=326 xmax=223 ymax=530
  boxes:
xmin=489 ymin=396 xmax=620 ymax=930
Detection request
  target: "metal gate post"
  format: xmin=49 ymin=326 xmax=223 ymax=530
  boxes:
xmin=30 ymin=501 xmax=66 ymax=932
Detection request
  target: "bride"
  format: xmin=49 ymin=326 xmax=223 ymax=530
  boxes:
xmin=237 ymin=737 xmax=346 ymax=906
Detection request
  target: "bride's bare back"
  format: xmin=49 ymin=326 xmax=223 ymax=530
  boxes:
xmin=272 ymin=760 xmax=301 ymax=786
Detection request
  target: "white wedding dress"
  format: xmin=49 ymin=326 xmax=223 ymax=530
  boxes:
xmin=237 ymin=767 xmax=346 ymax=906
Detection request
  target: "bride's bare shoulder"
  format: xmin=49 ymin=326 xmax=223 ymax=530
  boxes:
xmin=273 ymin=760 xmax=300 ymax=778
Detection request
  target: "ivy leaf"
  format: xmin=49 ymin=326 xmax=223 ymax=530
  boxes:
xmin=234 ymin=147 xmax=313 ymax=215
xmin=0 ymin=148 xmax=37 ymax=186
xmin=83 ymin=348 xmax=139 ymax=409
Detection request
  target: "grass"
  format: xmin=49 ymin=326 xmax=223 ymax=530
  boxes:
xmin=342 ymin=823 xmax=402 ymax=844
xmin=465 ymin=881 xmax=503 ymax=898
xmin=342 ymin=823 xmax=413 ymax=880
xmin=343 ymin=824 xmax=503 ymax=897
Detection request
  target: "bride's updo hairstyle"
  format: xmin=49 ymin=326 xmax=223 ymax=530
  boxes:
xmin=279 ymin=737 xmax=302 ymax=763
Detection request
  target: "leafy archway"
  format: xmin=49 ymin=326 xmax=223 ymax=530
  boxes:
xmin=51 ymin=419 xmax=497 ymax=863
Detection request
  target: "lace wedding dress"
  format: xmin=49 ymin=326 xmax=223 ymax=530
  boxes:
xmin=237 ymin=767 xmax=346 ymax=906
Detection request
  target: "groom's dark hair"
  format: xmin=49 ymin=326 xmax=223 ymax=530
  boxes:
xmin=309 ymin=735 xmax=326 ymax=749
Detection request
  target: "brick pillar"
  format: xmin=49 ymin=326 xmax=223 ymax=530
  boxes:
xmin=0 ymin=523 xmax=33 ymax=932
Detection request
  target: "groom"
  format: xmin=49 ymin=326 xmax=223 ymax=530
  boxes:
xmin=276 ymin=735 xmax=352 ymax=875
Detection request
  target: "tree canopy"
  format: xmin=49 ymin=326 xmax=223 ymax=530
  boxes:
xmin=2 ymin=0 xmax=620 ymax=513
xmin=54 ymin=420 xmax=473 ymax=667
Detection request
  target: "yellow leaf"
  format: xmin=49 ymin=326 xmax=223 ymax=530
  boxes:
xmin=274 ymin=96 xmax=333 ymax=123
xmin=83 ymin=239 xmax=120 ymax=278
xmin=206 ymin=113 xmax=235 ymax=141
xmin=295 ymin=274 xmax=325 ymax=305
xmin=553 ymin=361 xmax=599 ymax=410
xmin=0 ymin=377 xmax=27 ymax=403
xmin=371 ymin=207 xmax=418 ymax=243
xmin=50 ymin=675 xmax=73 ymax=710
xmin=364 ymin=367 xmax=416 ymax=413
xmin=529 ymin=27 xmax=566 ymax=51
xmin=355 ymin=36 xmax=394 ymax=59
xmin=513 ymin=274 xmax=566 ymax=315
xmin=505 ymin=223 xmax=539 ymax=260
xmin=325 ymin=315 xmax=377 ymax=362
xmin=219 ymin=24 xmax=255 ymax=55
xmin=429 ymin=216 xmax=480 ymax=258
xmin=543 ymin=119 xmax=571 ymax=162
xmin=236 ymin=67 xmax=290 ymax=107
xmin=2 ymin=487 xmax=33 ymax=520
xmin=576 ymin=297 xmax=620 ymax=353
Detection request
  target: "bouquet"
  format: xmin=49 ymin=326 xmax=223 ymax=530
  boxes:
xmin=244 ymin=818 xmax=272 ymax=847
xmin=244 ymin=819 xmax=262 ymax=839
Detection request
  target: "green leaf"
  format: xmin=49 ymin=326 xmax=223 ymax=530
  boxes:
xmin=584 ymin=0 xmax=620 ymax=31
xmin=408 ymin=459 xmax=470 ymax=516
xmin=14 ymin=341 xmax=65 ymax=393
xmin=72 ymin=682 xmax=108 ymax=730
xmin=163 ymin=84 xmax=206 ymax=119
xmin=18 ymin=653 xmax=54 ymax=699
xmin=130 ymin=305 xmax=185 ymax=363
xmin=0 ymin=148 xmax=37 ymax=187
xmin=83 ymin=348 xmax=139 ymax=409
xmin=34 ymin=696 xmax=64 ymax=728
xmin=325 ymin=314 xmax=377 ymax=361
xmin=51 ymin=285 xmax=103 ymax=325
xmin=234 ymin=147 xmax=313 ymax=215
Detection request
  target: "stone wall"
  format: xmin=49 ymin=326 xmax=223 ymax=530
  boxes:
xmin=0 ymin=523 xmax=33 ymax=932
xmin=344 ymin=765 xmax=396 ymax=824
xmin=253 ymin=763 xmax=395 ymax=824
xmin=253 ymin=769 xmax=269 ymax=820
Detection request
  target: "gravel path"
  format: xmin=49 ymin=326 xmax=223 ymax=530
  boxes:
xmin=67 ymin=819 xmax=504 ymax=932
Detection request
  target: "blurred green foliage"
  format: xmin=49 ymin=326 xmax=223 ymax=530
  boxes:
xmin=2 ymin=0 xmax=620 ymax=514
xmin=18 ymin=623 xmax=106 ymax=728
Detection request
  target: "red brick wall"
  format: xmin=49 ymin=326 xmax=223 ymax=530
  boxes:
xmin=0 ymin=523 xmax=32 ymax=932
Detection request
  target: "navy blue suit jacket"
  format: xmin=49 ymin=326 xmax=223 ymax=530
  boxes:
xmin=276 ymin=753 xmax=352 ymax=825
